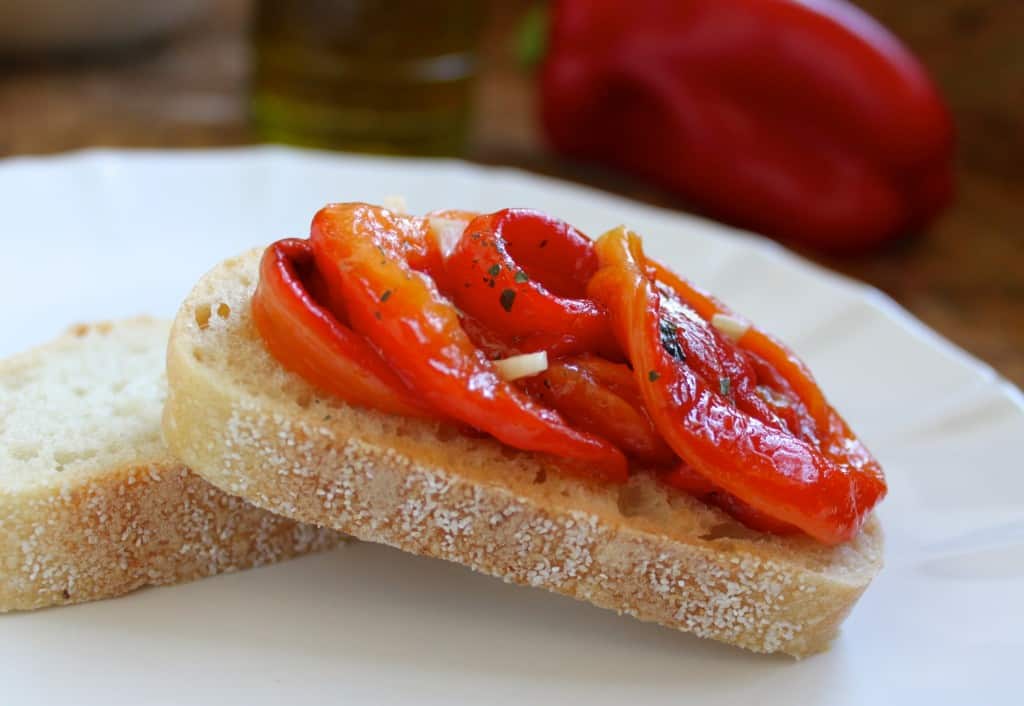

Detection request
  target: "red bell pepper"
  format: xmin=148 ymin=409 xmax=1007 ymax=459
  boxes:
xmin=540 ymin=0 xmax=955 ymax=251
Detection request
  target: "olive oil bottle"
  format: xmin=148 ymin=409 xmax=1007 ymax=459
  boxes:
xmin=250 ymin=1 xmax=484 ymax=156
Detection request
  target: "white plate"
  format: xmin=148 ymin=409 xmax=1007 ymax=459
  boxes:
xmin=1 ymin=148 xmax=1021 ymax=705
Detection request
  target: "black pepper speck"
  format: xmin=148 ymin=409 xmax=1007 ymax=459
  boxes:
xmin=499 ymin=289 xmax=516 ymax=312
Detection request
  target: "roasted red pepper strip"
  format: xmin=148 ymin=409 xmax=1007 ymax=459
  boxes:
xmin=663 ymin=464 xmax=797 ymax=535
xmin=651 ymin=261 xmax=829 ymax=429
xmin=251 ymin=239 xmax=429 ymax=417
xmin=654 ymin=285 xmax=806 ymax=441
xmin=588 ymin=226 xmax=886 ymax=544
xmin=741 ymin=349 xmax=819 ymax=444
xmin=309 ymin=203 xmax=628 ymax=482
xmin=541 ymin=0 xmax=954 ymax=250
xmin=444 ymin=209 xmax=617 ymax=357
xmin=525 ymin=356 xmax=676 ymax=467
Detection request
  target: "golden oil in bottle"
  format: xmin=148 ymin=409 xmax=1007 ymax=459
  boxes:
xmin=250 ymin=0 xmax=484 ymax=156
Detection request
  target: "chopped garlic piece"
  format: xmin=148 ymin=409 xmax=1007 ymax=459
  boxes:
xmin=428 ymin=217 xmax=469 ymax=258
xmin=711 ymin=313 xmax=750 ymax=341
xmin=382 ymin=195 xmax=408 ymax=214
xmin=493 ymin=351 xmax=548 ymax=381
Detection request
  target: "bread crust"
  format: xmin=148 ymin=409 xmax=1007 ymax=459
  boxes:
xmin=0 ymin=457 xmax=341 ymax=611
xmin=0 ymin=320 xmax=341 ymax=612
xmin=163 ymin=251 xmax=884 ymax=657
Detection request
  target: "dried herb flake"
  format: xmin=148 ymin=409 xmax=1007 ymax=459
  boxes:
xmin=514 ymin=270 xmax=529 ymax=283
xmin=659 ymin=318 xmax=686 ymax=362
xmin=719 ymin=376 xmax=731 ymax=397
xmin=499 ymin=288 xmax=517 ymax=312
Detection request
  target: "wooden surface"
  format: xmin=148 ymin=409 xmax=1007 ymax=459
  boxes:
xmin=0 ymin=0 xmax=1020 ymax=387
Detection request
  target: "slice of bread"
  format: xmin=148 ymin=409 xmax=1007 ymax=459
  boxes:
xmin=0 ymin=318 xmax=341 ymax=612
xmin=163 ymin=250 xmax=884 ymax=657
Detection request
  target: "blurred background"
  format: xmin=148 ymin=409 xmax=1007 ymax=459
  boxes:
xmin=0 ymin=0 xmax=1020 ymax=384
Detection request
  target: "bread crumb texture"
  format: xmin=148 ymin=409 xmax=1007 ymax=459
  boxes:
xmin=164 ymin=251 xmax=884 ymax=657
xmin=0 ymin=319 xmax=341 ymax=612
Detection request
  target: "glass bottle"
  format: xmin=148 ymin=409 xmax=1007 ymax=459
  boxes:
xmin=250 ymin=0 xmax=485 ymax=156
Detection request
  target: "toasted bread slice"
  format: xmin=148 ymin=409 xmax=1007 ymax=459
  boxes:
xmin=0 ymin=318 xmax=341 ymax=612
xmin=163 ymin=250 xmax=883 ymax=657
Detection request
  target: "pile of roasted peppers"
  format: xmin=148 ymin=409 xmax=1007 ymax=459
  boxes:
xmin=253 ymin=204 xmax=887 ymax=545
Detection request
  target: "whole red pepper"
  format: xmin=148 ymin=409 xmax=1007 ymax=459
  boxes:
xmin=540 ymin=0 xmax=955 ymax=251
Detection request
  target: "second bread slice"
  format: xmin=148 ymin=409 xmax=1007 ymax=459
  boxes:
xmin=0 ymin=318 xmax=341 ymax=612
